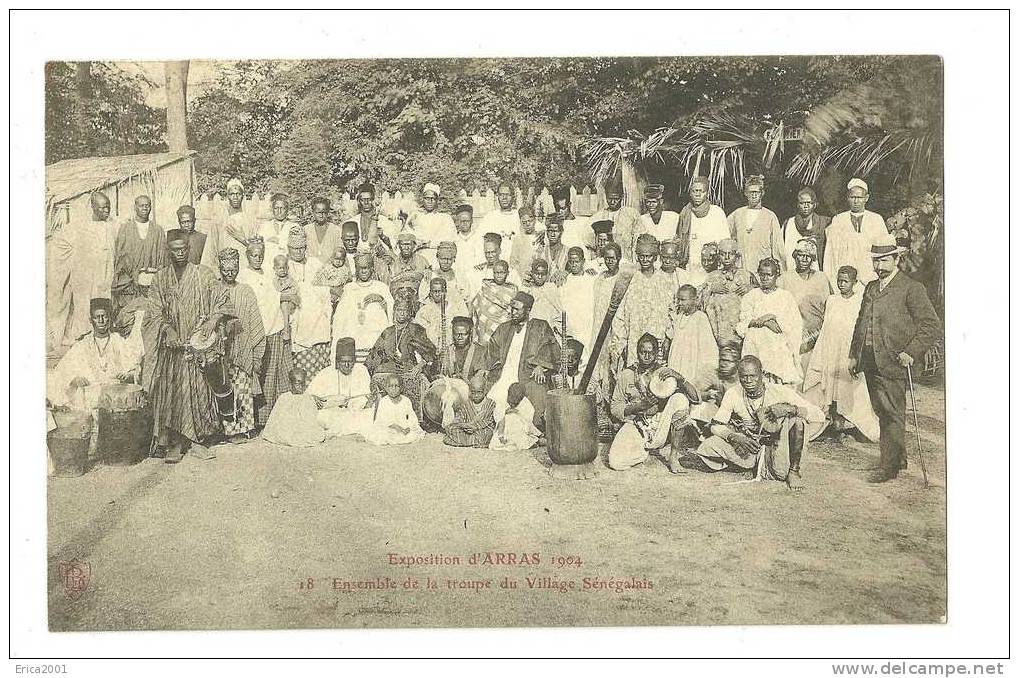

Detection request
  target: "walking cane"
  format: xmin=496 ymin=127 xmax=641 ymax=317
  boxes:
xmin=906 ymin=364 xmax=930 ymax=488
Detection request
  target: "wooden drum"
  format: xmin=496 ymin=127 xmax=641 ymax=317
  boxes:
xmin=544 ymin=388 xmax=599 ymax=466
xmin=96 ymin=384 xmax=152 ymax=466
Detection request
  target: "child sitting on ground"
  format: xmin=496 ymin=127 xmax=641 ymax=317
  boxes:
xmin=443 ymin=372 xmax=496 ymax=448
xmin=489 ymin=382 xmax=544 ymax=451
xmin=362 ymin=373 xmax=425 ymax=446
xmin=261 ymin=367 xmax=327 ymax=447
xmin=273 ymin=253 xmax=300 ymax=341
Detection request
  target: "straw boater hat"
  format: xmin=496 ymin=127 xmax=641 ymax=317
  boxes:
xmin=870 ymin=233 xmax=907 ymax=259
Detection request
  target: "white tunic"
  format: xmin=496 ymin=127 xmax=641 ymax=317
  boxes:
xmin=307 ymin=364 xmax=373 ymax=437
xmin=238 ymin=268 xmax=285 ymax=335
xmin=823 ymin=210 xmax=888 ymax=284
xmin=635 ymin=211 xmax=679 ymax=249
xmin=737 ymin=287 xmax=803 ymax=385
xmin=363 ymin=395 xmax=424 ymax=445
xmin=687 ymin=205 xmax=731 ymax=278
xmin=288 ymin=257 xmax=332 ymax=350
xmin=331 ymin=279 xmax=394 ymax=361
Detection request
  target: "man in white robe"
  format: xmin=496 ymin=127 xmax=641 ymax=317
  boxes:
xmin=823 ymin=177 xmax=889 ymax=284
xmin=406 ymin=182 xmax=456 ymax=266
xmin=480 ymin=183 xmax=521 ymax=241
xmin=682 ymin=177 xmax=731 ymax=280
xmin=633 ymin=184 xmax=679 ymax=257
xmin=48 ymin=191 xmax=116 ymax=347
xmin=736 ymin=258 xmax=803 ymax=385
xmin=285 ymin=228 xmax=332 ymax=373
xmin=308 ymin=337 xmax=372 ymax=437
xmin=254 ymin=193 xmax=300 ymax=260
xmin=201 ymin=178 xmax=258 ymax=270
xmin=47 ymin=297 xmax=143 ymax=411
xmin=450 ymin=204 xmax=487 ymax=287
xmin=559 ymin=247 xmax=596 ymax=369
xmin=331 ymin=253 xmax=394 ymax=364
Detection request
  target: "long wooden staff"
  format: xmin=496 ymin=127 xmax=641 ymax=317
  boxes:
xmin=576 ymin=270 xmax=634 ymax=394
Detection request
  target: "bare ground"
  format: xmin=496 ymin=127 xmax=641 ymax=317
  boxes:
xmin=47 ymin=383 xmax=946 ymax=630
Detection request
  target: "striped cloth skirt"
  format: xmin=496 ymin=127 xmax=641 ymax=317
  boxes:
xmin=257 ymin=332 xmax=293 ymax=428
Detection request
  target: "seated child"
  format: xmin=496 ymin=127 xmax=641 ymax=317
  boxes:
xmin=273 ymin=253 xmax=301 ymax=341
xmin=489 ymin=382 xmax=543 ymax=451
xmin=362 ymin=373 xmax=425 ymax=446
xmin=443 ymin=372 xmax=496 ymax=448
xmin=261 ymin=367 xmax=327 ymax=447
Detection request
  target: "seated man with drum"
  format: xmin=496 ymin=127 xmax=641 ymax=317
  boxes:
xmin=422 ymin=315 xmax=487 ymax=432
xmin=47 ymin=297 xmax=144 ymax=415
xmin=607 ymin=332 xmax=701 ymax=474
xmin=692 ymin=355 xmax=824 ymax=490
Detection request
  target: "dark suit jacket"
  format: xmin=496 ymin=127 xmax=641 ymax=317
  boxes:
xmin=485 ymin=318 xmax=560 ymax=389
xmin=850 ymin=271 xmax=941 ymax=379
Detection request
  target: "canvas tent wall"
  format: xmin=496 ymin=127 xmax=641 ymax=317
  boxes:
xmin=46 ymin=151 xmax=197 ymax=236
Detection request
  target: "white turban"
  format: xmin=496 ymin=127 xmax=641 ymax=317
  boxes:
xmin=423 ymin=183 xmax=441 ymax=197
xmin=226 ymin=177 xmax=245 ymax=192
xmin=847 ymin=177 xmax=868 ymax=193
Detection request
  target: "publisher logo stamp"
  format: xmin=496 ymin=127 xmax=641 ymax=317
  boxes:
xmin=61 ymin=560 xmax=91 ymax=601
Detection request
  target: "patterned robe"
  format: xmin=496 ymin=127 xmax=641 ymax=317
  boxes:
xmin=470 ymin=281 xmax=518 ymax=346
xmin=700 ymin=268 xmax=758 ymax=348
xmin=614 ymin=271 xmax=674 ymax=368
xmin=146 ymin=263 xmax=232 ymax=442
xmin=218 ymin=281 xmax=267 ymax=435
xmin=443 ymin=397 xmax=497 ymax=448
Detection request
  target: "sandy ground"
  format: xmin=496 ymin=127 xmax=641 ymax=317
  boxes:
xmin=47 ymin=382 xmax=946 ymax=631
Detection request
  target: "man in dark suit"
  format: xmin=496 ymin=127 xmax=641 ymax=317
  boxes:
xmin=849 ymin=234 xmax=941 ymax=483
xmin=485 ymin=291 xmax=561 ymax=429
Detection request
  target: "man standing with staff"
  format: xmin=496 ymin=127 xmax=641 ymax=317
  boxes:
xmin=850 ymin=234 xmax=941 ymax=483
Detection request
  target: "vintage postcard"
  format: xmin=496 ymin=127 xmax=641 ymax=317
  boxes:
xmin=40 ymin=52 xmax=951 ymax=634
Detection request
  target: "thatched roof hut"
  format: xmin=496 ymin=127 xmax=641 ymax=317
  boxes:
xmin=46 ymin=151 xmax=196 ymax=236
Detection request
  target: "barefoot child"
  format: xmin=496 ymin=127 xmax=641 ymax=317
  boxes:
xmin=489 ymin=382 xmax=543 ymax=451
xmin=273 ymin=253 xmax=300 ymax=341
xmin=362 ymin=373 xmax=424 ymax=445
xmin=443 ymin=372 xmax=496 ymax=448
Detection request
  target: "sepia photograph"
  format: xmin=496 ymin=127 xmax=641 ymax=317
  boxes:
xmin=42 ymin=52 xmax=948 ymax=631
xmin=9 ymin=7 xmax=1011 ymax=667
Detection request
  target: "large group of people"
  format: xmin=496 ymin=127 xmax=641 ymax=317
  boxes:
xmin=46 ymin=173 xmax=941 ymax=486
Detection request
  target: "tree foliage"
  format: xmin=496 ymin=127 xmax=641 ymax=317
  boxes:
xmin=45 ymin=62 xmax=167 ymax=164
